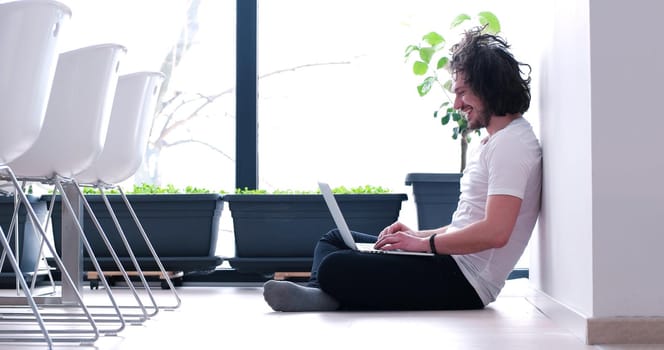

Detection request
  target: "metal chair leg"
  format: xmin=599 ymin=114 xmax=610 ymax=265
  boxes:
xmin=117 ymin=186 xmax=182 ymax=310
xmin=0 ymin=166 xmax=99 ymax=346
xmin=52 ymin=178 xmax=126 ymax=335
xmin=0 ymin=225 xmax=53 ymax=348
xmin=69 ymin=180 xmax=154 ymax=322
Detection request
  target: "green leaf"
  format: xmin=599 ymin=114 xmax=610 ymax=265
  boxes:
xmin=441 ymin=112 xmax=451 ymax=125
xmin=443 ymin=79 xmax=453 ymax=92
xmin=130 ymin=183 xmax=182 ymax=194
xmin=404 ymin=44 xmax=419 ymax=58
xmin=452 ymin=127 xmax=459 ymax=140
xmin=422 ymin=31 xmax=444 ymax=47
xmin=235 ymin=187 xmax=268 ymax=194
xmin=413 ymin=61 xmax=428 ymax=75
xmin=451 ymin=111 xmax=461 ymax=121
xmin=439 ymin=101 xmax=450 ymax=109
xmin=436 ymin=56 xmax=449 ymax=70
xmin=417 ymin=76 xmax=435 ymax=96
xmin=418 ymin=47 xmax=434 ymax=64
xmin=450 ymin=13 xmax=471 ymax=28
xmin=478 ymin=11 xmax=501 ymax=34
xmin=458 ymin=116 xmax=468 ymax=130
xmin=184 ymin=185 xmax=211 ymax=194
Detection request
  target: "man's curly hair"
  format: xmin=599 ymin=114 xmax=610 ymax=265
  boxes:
xmin=449 ymin=27 xmax=531 ymax=116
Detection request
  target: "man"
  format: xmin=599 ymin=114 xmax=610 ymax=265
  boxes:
xmin=263 ymin=27 xmax=542 ymax=311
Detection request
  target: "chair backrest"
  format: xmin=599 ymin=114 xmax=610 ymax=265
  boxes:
xmin=9 ymin=43 xmax=126 ymax=179
xmin=75 ymin=71 xmax=164 ymax=185
xmin=0 ymin=0 xmax=71 ymax=164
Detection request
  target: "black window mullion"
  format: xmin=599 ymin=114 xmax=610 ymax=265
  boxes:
xmin=235 ymin=0 xmax=258 ymax=190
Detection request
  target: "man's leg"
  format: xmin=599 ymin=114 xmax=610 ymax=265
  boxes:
xmin=318 ymin=252 xmax=483 ymax=310
xmin=263 ymin=279 xmax=340 ymax=312
xmin=308 ymin=229 xmax=377 ymax=287
xmin=263 ymin=229 xmax=377 ymax=312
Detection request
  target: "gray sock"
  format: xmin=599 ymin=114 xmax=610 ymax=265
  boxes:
xmin=263 ymin=280 xmax=340 ymax=312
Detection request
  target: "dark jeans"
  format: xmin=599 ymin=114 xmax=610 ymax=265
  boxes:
xmin=307 ymin=229 xmax=484 ymax=311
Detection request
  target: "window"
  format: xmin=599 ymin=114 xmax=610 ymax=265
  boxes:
xmin=59 ymin=0 xmax=539 ymax=200
xmin=57 ymin=0 xmax=539 ymax=266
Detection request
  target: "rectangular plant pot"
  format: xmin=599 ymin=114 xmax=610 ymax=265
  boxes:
xmin=405 ymin=173 xmax=461 ymax=230
xmin=43 ymin=193 xmax=224 ymax=274
xmin=0 ymin=195 xmax=47 ymax=284
xmin=224 ymin=193 xmax=407 ymax=273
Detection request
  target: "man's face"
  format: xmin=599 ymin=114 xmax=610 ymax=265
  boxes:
xmin=452 ymin=71 xmax=490 ymax=130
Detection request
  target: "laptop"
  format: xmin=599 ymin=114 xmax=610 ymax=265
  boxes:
xmin=318 ymin=182 xmax=434 ymax=256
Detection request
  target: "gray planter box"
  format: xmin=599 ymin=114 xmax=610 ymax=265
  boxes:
xmin=405 ymin=173 xmax=461 ymax=230
xmin=0 ymin=195 xmax=47 ymax=284
xmin=224 ymin=193 xmax=408 ymax=274
xmin=43 ymin=193 xmax=224 ymax=274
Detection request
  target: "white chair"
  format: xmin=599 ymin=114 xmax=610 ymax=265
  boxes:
xmin=0 ymin=1 xmax=98 ymax=347
xmin=9 ymin=43 xmax=125 ymax=178
xmin=7 ymin=43 xmax=142 ymax=335
xmin=0 ymin=0 xmax=69 ymax=164
xmin=75 ymin=71 xmax=182 ymax=311
xmin=76 ymin=72 xmax=165 ymax=185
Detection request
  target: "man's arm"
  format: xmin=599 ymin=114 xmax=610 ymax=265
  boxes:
xmin=374 ymin=194 xmax=521 ymax=254
xmin=431 ymin=194 xmax=521 ymax=255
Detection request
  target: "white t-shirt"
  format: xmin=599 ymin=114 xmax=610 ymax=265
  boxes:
xmin=449 ymin=117 xmax=542 ymax=306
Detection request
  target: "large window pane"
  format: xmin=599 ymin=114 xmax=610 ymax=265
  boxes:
xmin=59 ymin=0 xmax=236 ymax=193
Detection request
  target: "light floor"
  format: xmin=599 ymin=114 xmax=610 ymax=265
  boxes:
xmin=1 ymin=278 xmax=662 ymax=350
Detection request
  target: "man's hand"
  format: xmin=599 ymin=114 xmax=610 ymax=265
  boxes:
xmin=377 ymin=221 xmax=414 ymax=241
xmin=374 ymin=230 xmax=429 ymax=253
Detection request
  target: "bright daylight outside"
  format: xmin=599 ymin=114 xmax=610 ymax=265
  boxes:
xmin=53 ymin=0 xmax=541 ymax=264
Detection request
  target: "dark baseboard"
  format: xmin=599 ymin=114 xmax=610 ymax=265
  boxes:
xmin=1 ymin=267 xmax=530 ymax=288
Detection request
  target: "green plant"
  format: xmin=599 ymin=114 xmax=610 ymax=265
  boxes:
xmin=129 ymin=183 xmax=182 ymax=194
xmin=79 ymin=183 xmax=220 ymax=195
xmin=404 ymin=11 xmax=501 ymax=172
xmin=234 ymin=185 xmax=391 ymax=195
xmin=330 ymin=185 xmax=391 ymax=194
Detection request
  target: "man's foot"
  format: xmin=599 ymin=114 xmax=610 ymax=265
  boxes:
xmin=263 ymin=280 xmax=340 ymax=312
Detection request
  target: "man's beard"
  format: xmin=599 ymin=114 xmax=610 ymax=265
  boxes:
xmin=468 ymin=108 xmax=491 ymax=130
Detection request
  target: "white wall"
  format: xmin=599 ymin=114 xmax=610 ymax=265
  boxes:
xmin=589 ymin=0 xmax=664 ymax=317
xmin=532 ymin=0 xmax=594 ymax=317
xmin=533 ymin=0 xmax=664 ymax=320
